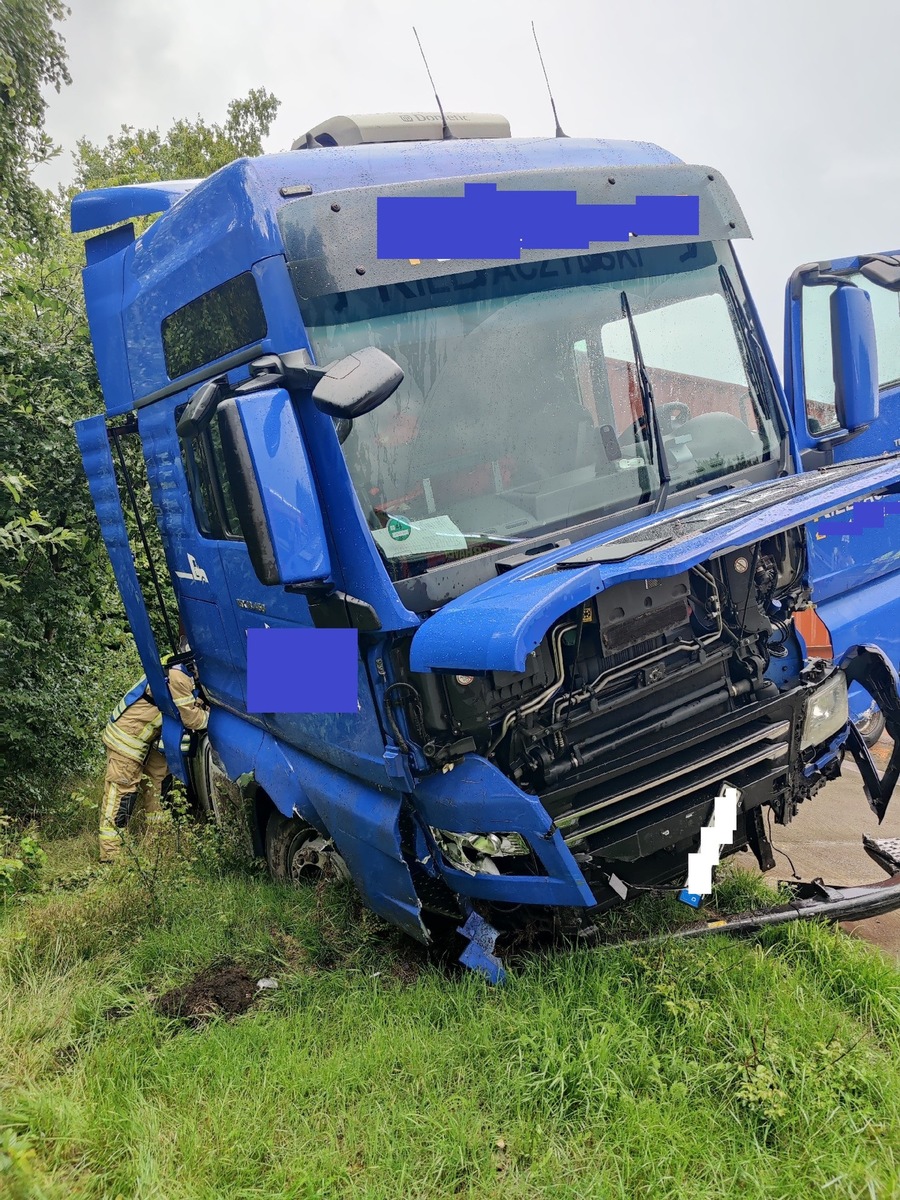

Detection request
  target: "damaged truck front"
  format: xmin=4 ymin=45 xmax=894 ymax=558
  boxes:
xmin=71 ymin=115 xmax=900 ymax=978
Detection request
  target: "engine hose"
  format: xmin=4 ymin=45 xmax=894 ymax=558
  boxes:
xmin=382 ymin=683 xmax=412 ymax=753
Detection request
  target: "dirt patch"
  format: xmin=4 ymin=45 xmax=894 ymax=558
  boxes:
xmin=155 ymin=960 xmax=260 ymax=1025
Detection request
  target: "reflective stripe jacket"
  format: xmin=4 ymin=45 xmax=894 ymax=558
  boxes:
xmin=102 ymin=665 xmax=208 ymax=762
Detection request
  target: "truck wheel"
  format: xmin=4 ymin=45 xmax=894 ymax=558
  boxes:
xmin=187 ymin=734 xmax=222 ymax=823
xmin=265 ymin=811 xmax=350 ymax=885
xmin=857 ymin=704 xmax=886 ymax=749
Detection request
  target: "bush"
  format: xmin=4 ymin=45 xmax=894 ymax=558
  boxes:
xmin=0 ymin=813 xmax=47 ymax=898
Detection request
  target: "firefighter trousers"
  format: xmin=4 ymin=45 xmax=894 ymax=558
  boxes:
xmin=98 ymin=746 xmax=168 ymax=862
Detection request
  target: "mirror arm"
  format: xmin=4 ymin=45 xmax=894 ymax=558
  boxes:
xmin=175 ymin=378 xmax=225 ymax=440
xmin=246 ymin=349 xmax=328 ymax=393
xmin=811 ymin=426 xmax=866 ymax=450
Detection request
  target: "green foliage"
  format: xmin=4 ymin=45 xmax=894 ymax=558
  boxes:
xmin=73 ymin=87 xmax=280 ymax=191
xmin=0 ymin=18 xmax=280 ymax=819
xmin=0 ymin=813 xmax=46 ymax=897
xmin=0 ymin=0 xmax=70 ymax=242
xmin=0 ymin=224 xmax=138 ymax=819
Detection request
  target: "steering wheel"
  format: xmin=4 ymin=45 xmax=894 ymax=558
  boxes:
xmin=657 ymin=401 xmax=692 ymax=433
xmin=625 ymin=401 xmax=693 ymax=450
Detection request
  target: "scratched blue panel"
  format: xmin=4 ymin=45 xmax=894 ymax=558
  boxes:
xmin=377 ymin=185 xmax=699 ymax=259
xmin=413 ymin=756 xmax=595 ymax=907
xmin=207 ymin=709 xmax=428 ymax=941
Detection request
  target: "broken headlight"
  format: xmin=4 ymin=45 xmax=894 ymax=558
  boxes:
xmin=430 ymin=829 xmax=531 ymax=875
xmin=800 ymin=671 xmax=849 ymax=751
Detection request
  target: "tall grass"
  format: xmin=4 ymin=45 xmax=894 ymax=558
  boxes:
xmin=1 ymin=828 xmax=899 ymax=1199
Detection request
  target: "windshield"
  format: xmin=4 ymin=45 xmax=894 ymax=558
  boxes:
xmin=301 ymin=242 xmax=780 ymax=581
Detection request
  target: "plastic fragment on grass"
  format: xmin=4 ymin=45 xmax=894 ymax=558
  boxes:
xmin=457 ymin=912 xmax=506 ymax=985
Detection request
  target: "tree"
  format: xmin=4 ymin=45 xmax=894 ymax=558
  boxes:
xmin=74 ymin=87 xmax=280 ymax=191
xmin=0 ymin=87 xmax=281 ymax=820
xmin=0 ymin=0 xmax=70 ymax=241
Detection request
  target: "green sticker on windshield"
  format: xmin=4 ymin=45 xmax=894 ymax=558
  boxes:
xmin=387 ymin=517 xmax=412 ymax=542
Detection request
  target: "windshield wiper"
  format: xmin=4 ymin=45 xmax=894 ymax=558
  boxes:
xmin=718 ymin=264 xmax=791 ymax=477
xmin=620 ymin=290 xmax=671 ymax=512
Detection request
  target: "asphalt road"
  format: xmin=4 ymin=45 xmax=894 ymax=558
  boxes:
xmin=734 ymin=736 xmax=900 ymax=958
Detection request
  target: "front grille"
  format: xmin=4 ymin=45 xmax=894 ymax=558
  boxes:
xmin=541 ymin=691 xmax=799 ymax=858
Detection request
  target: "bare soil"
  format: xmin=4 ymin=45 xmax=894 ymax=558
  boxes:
xmin=155 ymin=960 xmax=259 ymax=1025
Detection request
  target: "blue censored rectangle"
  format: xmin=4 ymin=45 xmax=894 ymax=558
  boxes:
xmin=247 ymin=627 xmax=358 ymax=714
xmin=377 ymin=183 xmax=700 ymax=260
xmin=814 ymin=498 xmax=900 ymax=537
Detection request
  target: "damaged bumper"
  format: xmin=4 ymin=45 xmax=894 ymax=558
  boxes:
xmin=648 ymin=835 xmax=900 ymax=943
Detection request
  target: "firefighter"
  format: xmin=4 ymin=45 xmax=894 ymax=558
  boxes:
xmin=98 ymin=657 xmax=209 ymax=862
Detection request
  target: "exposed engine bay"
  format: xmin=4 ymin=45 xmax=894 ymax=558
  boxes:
xmin=393 ymin=526 xmax=855 ymax=914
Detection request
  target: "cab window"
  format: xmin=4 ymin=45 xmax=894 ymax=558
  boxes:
xmin=178 ymin=407 xmax=244 ymax=541
xmin=802 ymin=277 xmax=900 ymax=434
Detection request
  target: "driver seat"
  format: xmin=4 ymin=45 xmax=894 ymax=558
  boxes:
xmin=680 ymin=411 xmax=762 ymax=470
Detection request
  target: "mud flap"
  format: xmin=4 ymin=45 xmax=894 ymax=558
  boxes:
xmin=840 ymin=645 xmax=900 ymax=821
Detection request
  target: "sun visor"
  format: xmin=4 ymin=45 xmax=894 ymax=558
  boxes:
xmin=280 ymin=162 xmax=750 ymax=301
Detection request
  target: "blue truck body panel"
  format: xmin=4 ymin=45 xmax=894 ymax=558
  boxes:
xmin=74 ymin=415 xmax=186 ymax=780
xmin=409 ymin=458 xmax=900 ymax=674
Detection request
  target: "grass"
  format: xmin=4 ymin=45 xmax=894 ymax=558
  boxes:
xmin=2 ymin=818 xmax=900 ymax=1199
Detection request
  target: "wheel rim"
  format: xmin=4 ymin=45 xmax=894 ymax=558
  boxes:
xmin=287 ymin=830 xmax=350 ymax=884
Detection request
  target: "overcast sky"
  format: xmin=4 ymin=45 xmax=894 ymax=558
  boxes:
xmin=35 ymin=0 xmax=900 ymax=353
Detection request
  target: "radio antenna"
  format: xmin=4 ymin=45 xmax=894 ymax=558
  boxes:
xmin=532 ymin=23 xmax=567 ymax=138
xmin=413 ymin=27 xmax=455 ymax=140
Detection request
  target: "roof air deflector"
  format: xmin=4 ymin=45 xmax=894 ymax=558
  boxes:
xmin=292 ymin=112 xmax=511 ymax=150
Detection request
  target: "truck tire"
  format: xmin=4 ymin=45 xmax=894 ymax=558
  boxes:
xmin=265 ymin=811 xmax=350 ymax=885
xmin=187 ymin=734 xmax=222 ymax=823
xmin=857 ymin=704 xmax=887 ymax=750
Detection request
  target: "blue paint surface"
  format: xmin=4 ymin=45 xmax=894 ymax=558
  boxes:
xmin=377 ymin=185 xmax=699 ymax=259
xmin=409 ymin=457 xmax=900 ymax=674
xmin=247 ymin=628 xmax=358 ymax=713
xmin=413 ymin=755 xmax=595 ymax=907
xmin=457 ymin=913 xmax=506 ymax=985
xmin=814 ymin=499 xmax=900 ymax=536
xmin=228 ymin=386 xmax=332 ymax=586
xmin=207 ymin=708 xmax=428 ymax=942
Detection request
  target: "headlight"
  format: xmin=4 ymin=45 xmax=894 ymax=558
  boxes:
xmin=800 ymin=672 xmax=849 ymax=751
xmin=430 ymin=829 xmax=531 ymax=875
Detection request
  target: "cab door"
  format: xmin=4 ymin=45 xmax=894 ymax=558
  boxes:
xmin=785 ymin=250 xmax=900 ymax=711
xmin=177 ymin=392 xmax=392 ymax=791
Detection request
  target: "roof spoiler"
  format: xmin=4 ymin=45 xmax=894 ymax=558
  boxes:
xmin=70 ymin=179 xmax=201 ymax=234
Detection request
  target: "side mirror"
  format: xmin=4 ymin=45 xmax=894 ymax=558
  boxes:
xmin=858 ymin=255 xmax=900 ymax=292
xmin=831 ymin=285 xmax=879 ymax=433
xmin=311 ymin=347 xmax=403 ymax=419
xmin=217 ymin=387 xmax=333 ymax=589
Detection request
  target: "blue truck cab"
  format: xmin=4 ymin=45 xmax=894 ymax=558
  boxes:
xmin=72 ymin=112 xmax=900 ymax=970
